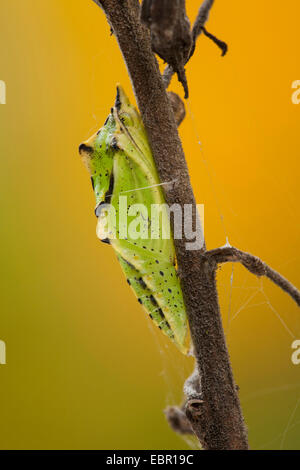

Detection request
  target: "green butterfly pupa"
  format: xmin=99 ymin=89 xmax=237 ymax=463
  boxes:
xmin=79 ymin=86 xmax=189 ymax=354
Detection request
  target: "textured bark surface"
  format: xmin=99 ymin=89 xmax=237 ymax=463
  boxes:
xmin=94 ymin=0 xmax=249 ymax=449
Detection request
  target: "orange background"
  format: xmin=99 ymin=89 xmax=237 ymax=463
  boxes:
xmin=0 ymin=0 xmax=299 ymax=449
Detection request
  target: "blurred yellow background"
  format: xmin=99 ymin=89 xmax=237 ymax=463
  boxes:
xmin=0 ymin=0 xmax=299 ymax=450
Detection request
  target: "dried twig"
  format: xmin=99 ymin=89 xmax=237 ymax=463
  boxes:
xmin=191 ymin=0 xmax=215 ymax=40
xmin=206 ymin=246 xmax=300 ymax=307
xmin=165 ymin=406 xmax=194 ymax=435
xmin=165 ymin=365 xmax=202 ymax=435
xmin=141 ymin=0 xmax=192 ymax=97
xmin=200 ymin=27 xmax=227 ymax=56
xmin=163 ymin=0 xmax=227 ymax=91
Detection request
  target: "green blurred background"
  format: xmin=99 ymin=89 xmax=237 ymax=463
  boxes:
xmin=0 ymin=0 xmax=299 ymax=449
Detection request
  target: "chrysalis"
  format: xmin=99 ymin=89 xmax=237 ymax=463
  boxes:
xmin=79 ymin=86 xmax=189 ymax=354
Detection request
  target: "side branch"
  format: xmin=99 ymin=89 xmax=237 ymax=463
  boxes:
xmin=207 ymin=246 xmax=300 ymax=306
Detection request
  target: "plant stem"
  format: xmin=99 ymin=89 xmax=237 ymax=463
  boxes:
xmin=94 ymin=0 xmax=248 ymax=449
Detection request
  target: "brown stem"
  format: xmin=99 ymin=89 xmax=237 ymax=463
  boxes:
xmin=207 ymin=246 xmax=300 ymax=307
xmin=94 ymin=0 xmax=248 ymax=450
xmin=191 ymin=0 xmax=215 ymax=43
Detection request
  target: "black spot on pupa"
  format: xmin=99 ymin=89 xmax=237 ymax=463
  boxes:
xmin=115 ymin=87 xmax=121 ymax=110
xmin=100 ymin=238 xmax=110 ymax=245
xmin=168 ymin=288 xmax=172 ymax=293
xmin=138 ymin=278 xmax=147 ymax=289
xmin=127 ymin=279 xmax=131 ymax=286
xmin=79 ymin=143 xmax=93 ymax=155
xmin=159 ymin=271 xmax=164 ymax=276
xmin=158 ymin=308 xmax=164 ymax=318
xmin=111 ymin=137 xmax=119 ymax=150
xmin=149 ymin=295 xmax=158 ymax=306
xmin=155 ymin=260 xmax=159 ymax=264
xmin=90 ymin=177 xmax=95 ymax=191
xmin=104 ymin=173 xmax=115 ymax=204
xmin=124 ymin=259 xmax=135 ymax=270
xmin=95 ymin=204 xmax=102 ymax=217
xmin=138 ymin=298 xmax=143 ymax=304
